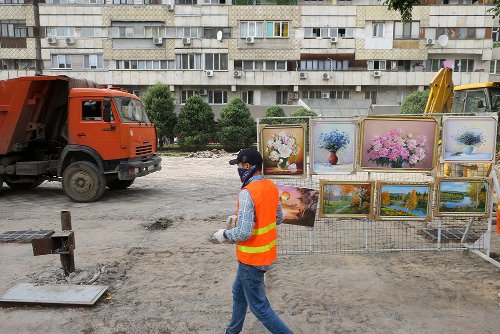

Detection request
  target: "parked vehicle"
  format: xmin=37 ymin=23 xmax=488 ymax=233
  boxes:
xmin=0 ymin=75 xmax=161 ymax=202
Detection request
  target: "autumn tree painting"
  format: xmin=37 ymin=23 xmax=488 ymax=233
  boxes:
xmin=320 ymin=182 xmax=373 ymax=217
xmin=438 ymin=180 xmax=489 ymax=214
xmin=378 ymin=184 xmax=430 ymax=219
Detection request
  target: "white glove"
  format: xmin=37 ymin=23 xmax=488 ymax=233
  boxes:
xmin=212 ymin=229 xmax=226 ymax=244
xmin=225 ymin=215 xmax=237 ymax=229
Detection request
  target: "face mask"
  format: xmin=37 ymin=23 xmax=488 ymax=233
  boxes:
xmin=238 ymin=165 xmax=257 ymax=187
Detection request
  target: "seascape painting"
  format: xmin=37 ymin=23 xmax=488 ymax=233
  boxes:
xmin=276 ymin=184 xmax=319 ymax=227
xmin=377 ymin=183 xmax=431 ymax=220
xmin=436 ymin=178 xmax=490 ymax=217
xmin=319 ymin=181 xmax=374 ymax=218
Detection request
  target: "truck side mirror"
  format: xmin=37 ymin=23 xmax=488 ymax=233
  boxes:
xmin=103 ymin=100 xmax=112 ymax=123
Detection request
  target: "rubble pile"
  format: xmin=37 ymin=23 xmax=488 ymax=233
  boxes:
xmin=187 ymin=149 xmax=229 ymax=158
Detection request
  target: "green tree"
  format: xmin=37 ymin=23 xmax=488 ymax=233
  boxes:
xmin=174 ymin=95 xmax=216 ymax=151
xmin=261 ymin=106 xmax=286 ymax=125
xmin=218 ymin=97 xmax=256 ymax=152
xmin=142 ymin=83 xmax=176 ymax=143
xmin=400 ymin=90 xmax=429 ymax=114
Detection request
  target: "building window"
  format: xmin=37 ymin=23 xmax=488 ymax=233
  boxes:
xmin=493 ymin=27 xmax=500 ymax=42
xmin=110 ymin=26 xmax=135 ymax=38
xmin=51 ymin=54 xmax=72 ymax=69
xmin=266 ymin=21 xmax=289 ymax=38
xmin=176 ymin=54 xmax=202 ymax=70
xmin=301 ymin=91 xmax=322 ymax=99
xmin=304 ymin=27 xmax=354 ymax=39
xmin=0 ymin=0 xmax=26 ymax=3
xmin=203 ymin=27 xmax=231 ymax=39
xmin=205 ymin=53 xmax=228 ymax=71
xmin=240 ymin=21 xmax=264 ymax=38
xmin=208 ymin=90 xmax=227 ymax=104
xmin=80 ymin=27 xmax=101 ymax=37
xmin=176 ymin=0 xmax=197 ymax=3
xmin=490 ymin=60 xmax=500 ymax=74
xmin=330 ymin=91 xmax=350 ymax=99
xmin=145 ymin=26 xmax=166 ymax=38
xmin=1 ymin=21 xmax=27 ymax=38
xmin=436 ymin=27 xmax=476 ymax=40
xmin=176 ymin=27 xmax=199 ymax=38
xmin=116 ymin=59 xmax=175 ymax=70
xmin=46 ymin=27 xmax=75 ymax=37
xmin=0 ymin=59 xmax=34 ymax=70
xmin=203 ymin=0 xmax=226 ymax=3
xmin=181 ymin=90 xmax=197 ymax=104
xmin=367 ymin=60 xmax=386 ymax=71
xmin=242 ymin=91 xmax=254 ymax=105
xmin=365 ymin=91 xmax=377 ymax=104
xmin=276 ymin=91 xmax=288 ymax=105
xmin=394 ymin=21 xmax=419 ymax=39
xmin=242 ymin=60 xmax=264 ymax=71
xmin=372 ymin=22 xmax=384 ymax=38
xmin=454 ymin=59 xmax=474 ymax=72
xmin=113 ymin=0 xmax=134 ymax=4
xmin=84 ymin=54 xmax=103 ymax=69
xmin=144 ymin=0 xmax=162 ymax=4
xmin=300 ymin=60 xmax=348 ymax=71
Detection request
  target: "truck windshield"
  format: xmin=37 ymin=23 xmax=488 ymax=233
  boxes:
xmin=114 ymin=97 xmax=150 ymax=124
xmin=489 ymin=88 xmax=500 ymax=114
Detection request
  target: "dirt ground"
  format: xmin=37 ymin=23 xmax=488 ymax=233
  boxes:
xmin=0 ymin=155 xmax=499 ymax=334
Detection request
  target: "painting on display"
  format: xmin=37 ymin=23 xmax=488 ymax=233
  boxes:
xmin=260 ymin=124 xmax=306 ymax=176
xmin=376 ymin=182 xmax=432 ymax=221
xmin=442 ymin=115 xmax=498 ymax=163
xmin=319 ymin=180 xmax=374 ymax=218
xmin=310 ymin=119 xmax=357 ymax=174
xmin=358 ymin=117 xmax=439 ymax=171
xmin=435 ymin=178 xmax=491 ymax=217
xmin=276 ymin=184 xmax=319 ymax=227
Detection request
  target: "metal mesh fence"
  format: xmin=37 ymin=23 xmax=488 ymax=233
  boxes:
xmin=259 ymin=115 xmax=494 ymax=255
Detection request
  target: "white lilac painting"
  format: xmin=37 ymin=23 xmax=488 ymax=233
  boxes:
xmin=442 ymin=116 xmax=498 ymax=163
xmin=310 ymin=120 xmax=356 ymax=174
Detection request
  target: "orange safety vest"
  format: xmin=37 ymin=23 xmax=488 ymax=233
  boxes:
xmin=236 ymin=179 xmax=278 ymax=266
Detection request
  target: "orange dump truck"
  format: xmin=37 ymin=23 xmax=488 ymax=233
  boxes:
xmin=0 ymin=75 xmax=161 ymax=202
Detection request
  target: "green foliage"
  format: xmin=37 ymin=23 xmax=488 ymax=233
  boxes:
xmin=261 ymin=106 xmax=287 ymax=125
xmin=174 ymin=95 xmax=216 ymax=151
xmin=218 ymin=97 xmax=256 ymax=152
xmin=142 ymin=83 xmax=176 ymax=141
xmin=384 ymin=0 xmax=419 ymax=22
xmin=488 ymin=2 xmax=500 ymax=19
xmin=290 ymin=108 xmax=317 ymax=117
xmin=400 ymin=90 xmax=429 ymax=114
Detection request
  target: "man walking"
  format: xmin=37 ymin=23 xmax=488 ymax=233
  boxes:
xmin=212 ymin=148 xmax=293 ymax=334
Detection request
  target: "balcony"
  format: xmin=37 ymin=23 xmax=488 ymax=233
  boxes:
xmin=0 ymin=37 xmax=27 ymax=49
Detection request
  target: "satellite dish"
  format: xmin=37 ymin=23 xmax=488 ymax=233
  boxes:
xmin=437 ymin=35 xmax=449 ymax=47
xmin=216 ymin=30 xmax=223 ymax=42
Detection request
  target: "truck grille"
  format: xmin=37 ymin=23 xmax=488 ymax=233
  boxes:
xmin=135 ymin=144 xmax=153 ymax=156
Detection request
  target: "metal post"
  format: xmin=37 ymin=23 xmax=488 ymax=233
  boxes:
xmin=60 ymin=211 xmax=75 ymax=275
xmin=437 ymin=219 xmax=442 ymax=250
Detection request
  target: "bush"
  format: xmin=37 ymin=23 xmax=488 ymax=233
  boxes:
xmin=142 ymin=83 xmax=176 ymax=143
xmin=400 ymin=90 xmax=429 ymax=114
xmin=261 ymin=106 xmax=287 ymax=125
xmin=174 ymin=95 xmax=216 ymax=151
xmin=218 ymin=97 xmax=256 ymax=152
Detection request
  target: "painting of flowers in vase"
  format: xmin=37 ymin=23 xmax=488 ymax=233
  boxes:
xmin=359 ymin=117 xmax=439 ymax=171
xmin=442 ymin=116 xmax=497 ymax=163
xmin=260 ymin=124 xmax=306 ymax=176
xmin=310 ymin=120 xmax=356 ymax=174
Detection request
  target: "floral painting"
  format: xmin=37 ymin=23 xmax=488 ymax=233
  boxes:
xmin=435 ymin=178 xmax=490 ymax=217
xmin=319 ymin=180 xmax=374 ymax=218
xmin=276 ymin=184 xmax=319 ymax=227
xmin=359 ymin=117 xmax=438 ymax=171
xmin=310 ymin=120 xmax=357 ymax=174
xmin=442 ymin=116 xmax=497 ymax=163
xmin=260 ymin=124 xmax=306 ymax=176
xmin=376 ymin=183 xmax=432 ymax=221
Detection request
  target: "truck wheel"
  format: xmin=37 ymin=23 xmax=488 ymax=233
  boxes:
xmin=4 ymin=176 xmax=44 ymax=190
xmin=62 ymin=161 xmax=106 ymax=202
xmin=107 ymin=179 xmax=135 ymax=190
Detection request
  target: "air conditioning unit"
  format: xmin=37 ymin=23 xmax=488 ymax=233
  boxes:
xmin=322 ymin=93 xmax=330 ymax=99
xmin=289 ymin=92 xmax=299 ymax=100
xmin=166 ymin=3 xmax=175 ymax=10
xmin=199 ymin=89 xmax=208 ymax=96
xmin=322 ymin=72 xmax=332 ymax=80
xmin=330 ymin=37 xmax=338 ymax=44
xmin=373 ymin=70 xmax=382 ymax=77
xmin=234 ymin=70 xmax=242 ymax=78
xmin=299 ymin=72 xmax=307 ymax=79
xmin=245 ymin=36 xmax=254 ymax=44
xmin=425 ymin=38 xmax=435 ymax=45
xmin=153 ymin=37 xmax=163 ymax=45
xmin=206 ymin=70 xmax=214 ymax=77
xmin=65 ymin=37 xmax=76 ymax=45
xmin=46 ymin=37 xmax=57 ymax=45
xmin=182 ymin=37 xmax=191 ymax=45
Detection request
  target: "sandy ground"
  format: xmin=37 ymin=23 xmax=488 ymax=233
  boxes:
xmin=0 ymin=155 xmax=499 ymax=334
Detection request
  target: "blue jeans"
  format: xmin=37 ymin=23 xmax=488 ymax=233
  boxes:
xmin=225 ymin=262 xmax=293 ymax=334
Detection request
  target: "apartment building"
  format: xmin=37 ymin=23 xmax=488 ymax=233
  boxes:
xmin=0 ymin=0 xmax=496 ymax=116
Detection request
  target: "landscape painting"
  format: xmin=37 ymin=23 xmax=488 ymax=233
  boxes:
xmin=310 ymin=119 xmax=357 ymax=174
xmin=319 ymin=180 xmax=374 ymax=218
xmin=376 ymin=183 xmax=432 ymax=221
xmin=435 ymin=178 xmax=490 ymax=217
xmin=276 ymin=184 xmax=319 ymax=227
xmin=359 ymin=117 xmax=439 ymax=171
xmin=442 ymin=116 xmax=498 ymax=163
xmin=260 ymin=124 xmax=306 ymax=177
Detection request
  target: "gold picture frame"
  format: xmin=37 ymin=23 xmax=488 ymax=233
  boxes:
xmin=375 ymin=182 xmax=433 ymax=221
xmin=319 ymin=180 xmax=375 ymax=218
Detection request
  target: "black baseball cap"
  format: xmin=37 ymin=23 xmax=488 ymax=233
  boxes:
xmin=229 ymin=148 xmax=263 ymax=166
